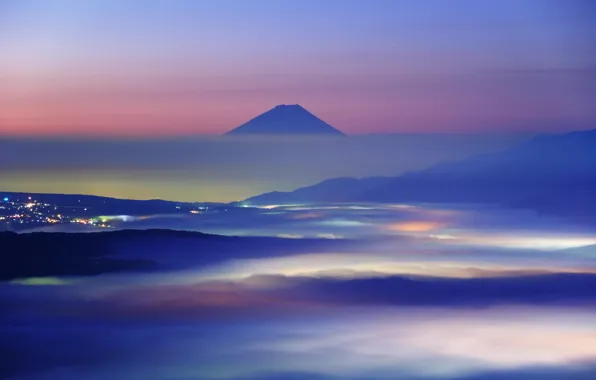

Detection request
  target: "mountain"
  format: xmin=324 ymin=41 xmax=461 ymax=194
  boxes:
xmin=0 ymin=229 xmax=346 ymax=281
xmin=225 ymin=104 xmax=345 ymax=135
xmin=246 ymin=129 xmax=596 ymax=218
xmin=247 ymin=177 xmax=395 ymax=204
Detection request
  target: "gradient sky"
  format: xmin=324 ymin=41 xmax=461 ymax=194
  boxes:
xmin=0 ymin=134 xmax=531 ymax=201
xmin=1 ymin=0 xmax=595 ymax=136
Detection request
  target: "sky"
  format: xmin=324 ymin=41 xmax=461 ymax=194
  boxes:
xmin=0 ymin=134 xmax=531 ymax=201
xmin=1 ymin=0 xmax=595 ymax=136
xmin=0 ymin=0 xmax=594 ymax=201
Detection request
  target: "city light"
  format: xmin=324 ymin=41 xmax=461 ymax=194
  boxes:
xmin=0 ymin=197 xmax=112 ymax=230
xmin=1 ymin=195 xmax=222 ymax=231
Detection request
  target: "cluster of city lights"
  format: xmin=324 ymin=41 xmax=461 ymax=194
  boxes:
xmin=0 ymin=196 xmax=111 ymax=231
xmin=0 ymin=195 xmax=228 ymax=231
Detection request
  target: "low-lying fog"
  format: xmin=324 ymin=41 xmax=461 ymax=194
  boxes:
xmin=3 ymin=202 xmax=596 ymax=380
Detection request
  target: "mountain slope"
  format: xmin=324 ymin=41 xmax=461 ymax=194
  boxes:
xmin=248 ymin=177 xmax=394 ymax=204
xmin=246 ymin=129 xmax=596 ymax=218
xmin=0 ymin=229 xmax=346 ymax=281
xmin=225 ymin=104 xmax=345 ymax=135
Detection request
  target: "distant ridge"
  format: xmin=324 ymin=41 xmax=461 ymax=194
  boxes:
xmin=225 ymin=104 xmax=345 ymax=135
xmin=246 ymin=128 xmax=596 ymax=220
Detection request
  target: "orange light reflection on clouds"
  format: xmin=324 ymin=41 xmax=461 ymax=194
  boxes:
xmin=388 ymin=221 xmax=444 ymax=232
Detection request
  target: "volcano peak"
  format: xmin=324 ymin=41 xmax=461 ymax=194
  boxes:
xmin=225 ymin=105 xmax=345 ymax=136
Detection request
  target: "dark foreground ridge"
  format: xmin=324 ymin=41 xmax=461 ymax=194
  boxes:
xmin=225 ymin=104 xmax=345 ymax=135
xmin=0 ymin=230 xmax=216 ymax=281
xmin=0 ymin=229 xmax=347 ymax=281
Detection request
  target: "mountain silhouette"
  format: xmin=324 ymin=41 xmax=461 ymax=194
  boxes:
xmin=225 ymin=104 xmax=345 ymax=135
xmin=246 ymin=129 xmax=596 ymax=219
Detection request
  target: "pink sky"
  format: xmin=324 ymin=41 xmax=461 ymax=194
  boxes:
xmin=2 ymin=68 xmax=595 ymax=136
xmin=1 ymin=0 xmax=594 ymax=136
